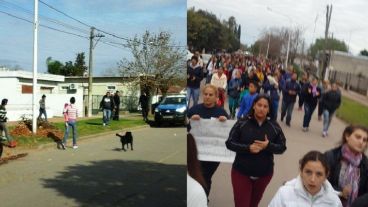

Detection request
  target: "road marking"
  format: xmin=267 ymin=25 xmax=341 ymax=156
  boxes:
xmin=158 ymin=150 xmax=183 ymax=163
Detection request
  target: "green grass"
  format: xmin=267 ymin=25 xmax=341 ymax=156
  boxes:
xmin=10 ymin=116 xmax=147 ymax=148
xmin=336 ymin=96 xmax=368 ymax=126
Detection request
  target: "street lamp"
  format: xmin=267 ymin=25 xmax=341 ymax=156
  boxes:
xmin=267 ymin=7 xmax=292 ymax=70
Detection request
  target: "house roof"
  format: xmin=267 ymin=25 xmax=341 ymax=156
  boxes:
xmin=0 ymin=70 xmax=64 ymax=82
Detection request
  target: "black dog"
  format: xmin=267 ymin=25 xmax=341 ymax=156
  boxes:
xmin=116 ymin=131 xmax=133 ymax=151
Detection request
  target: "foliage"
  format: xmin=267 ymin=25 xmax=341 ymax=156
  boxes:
xmin=118 ymin=30 xmax=185 ymax=100
xmin=336 ymin=96 xmax=368 ymax=126
xmin=187 ymin=7 xmax=241 ymax=52
xmin=46 ymin=52 xmax=87 ymax=76
xmin=308 ymin=38 xmax=348 ymax=59
xmin=360 ymin=49 xmax=368 ymax=57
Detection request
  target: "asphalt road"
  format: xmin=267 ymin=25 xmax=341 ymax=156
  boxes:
xmin=0 ymin=126 xmax=186 ymax=207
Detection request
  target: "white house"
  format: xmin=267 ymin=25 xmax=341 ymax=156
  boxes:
xmin=0 ymin=70 xmax=83 ymax=121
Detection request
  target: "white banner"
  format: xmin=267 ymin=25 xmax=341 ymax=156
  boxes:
xmin=190 ymin=119 xmax=237 ymax=163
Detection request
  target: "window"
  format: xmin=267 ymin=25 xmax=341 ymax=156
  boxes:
xmin=107 ymin=85 xmax=116 ymax=90
xmin=22 ymin=85 xmax=32 ymax=94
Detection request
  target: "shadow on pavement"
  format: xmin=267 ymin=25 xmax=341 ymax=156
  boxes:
xmin=85 ymin=122 xmax=103 ymax=126
xmin=146 ymin=120 xmax=186 ymax=128
xmin=41 ymin=160 xmax=186 ymax=207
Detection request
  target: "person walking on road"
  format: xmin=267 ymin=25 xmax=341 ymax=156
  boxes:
xmin=226 ymin=94 xmax=287 ymax=207
xmin=269 ymin=151 xmax=342 ymax=207
xmin=62 ymin=97 xmax=79 ymax=149
xmin=113 ymin=91 xmax=121 ymax=121
xmin=211 ymin=66 xmax=227 ymax=108
xmin=301 ymin=77 xmax=321 ymax=132
xmin=38 ymin=94 xmax=48 ymax=122
xmin=0 ymin=99 xmax=14 ymax=146
xmin=280 ymin=72 xmax=300 ymax=127
xmin=100 ymin=91 xmax=115 ymax=126
xmin=320 ymin=82 xmax=341 ymax=137
xmin=139 ymin=92 xmax=149 ymax=122
xmin=227 ymin=70 xmax=242 ymax=119
xmin=187 ymin=55 xmax=203 ymax=108
xmin=324 ymin=125 xmax=368 ymax=207
xmin=187 ymin=84 xmax=229 ymax=198
xmin=237 ymin=81 xmax=258 ymax=119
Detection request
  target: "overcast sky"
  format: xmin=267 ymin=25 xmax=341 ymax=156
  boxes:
xmin=188 ymin=0 xmax=368 ymax=55
xmin=0 ymin=0 xmax=186 ymax=75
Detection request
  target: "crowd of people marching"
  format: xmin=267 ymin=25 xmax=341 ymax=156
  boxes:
xmin=187 ymin=51 xmax=368 ymax=207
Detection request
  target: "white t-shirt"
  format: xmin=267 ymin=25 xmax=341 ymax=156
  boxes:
xmin=187 ymin=174 xmax=207 ymax=207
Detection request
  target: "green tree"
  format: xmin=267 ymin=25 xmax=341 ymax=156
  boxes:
xmin=46 ymin=57 xmax=64 ymax=75
xmin=309 ymin=38 xmax=348 ymax=59
xmin=118 ymin=30 xmax=185 ymax=109
xmin=360 ymin=49 xmax=368 ymax=56
xmin=63 ymin=61 xmax=75 ymax=76
xmin=74 ymin=52 xmax=87 ymax=76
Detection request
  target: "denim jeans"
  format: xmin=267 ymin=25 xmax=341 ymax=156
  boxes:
xmin=186 ymin=87 xmax=200 ymax=107
xmin=281 ymin=100 xmax=295 ymax=124
xmin=63 ymin=120 xmax=77 ymax=145
xmin=303 ymin=103 xmax=317 ymax=128
xmin=103 ymin=109 xmax=112 ymax=125
xmin=323 ymin=109 xmax=334 ymax=132
xmin=271 ymin=99 xmax=279 ymax=121
xmin=38 ymin=108 xmax=47 ymax=121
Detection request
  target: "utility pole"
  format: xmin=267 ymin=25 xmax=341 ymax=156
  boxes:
xmin=300 ymin=39 xmax=305 ymax=71
xmin=32 ymin=0 xmax=38 ymax=134
xmin=87 ymin=27 xmax=104 ymax=117
xmin=266 ymin=33 xmax=271 ymax=59
xmin=321 ymin=4 xmax=332 ymax=80
xmin=285 ymin=31 xmax=291 ymax=70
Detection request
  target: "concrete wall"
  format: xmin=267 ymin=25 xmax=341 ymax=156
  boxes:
xmin=330 ymin=51 xmax=368 ymax=77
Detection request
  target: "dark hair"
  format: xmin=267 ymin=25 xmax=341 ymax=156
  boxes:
xmin=70 ymin=97 xmax=76 ymax=104
xmin=191 ymin=55 xmax=198 ymax=62
xmin=248 ymin=80 xmax=259 ymax=88
xmin=247 ymin=94 xmax=272 ymax=118
xmin=42 ymin=94 xmax=46 ymax=98
xmin=299 ymin=151 xmax=329 ymax=175
xmin=341 ymin=125 xmax=368 ymax=149
xmin=187 ymin=133 xmax=207 ymax=191
xmin=1 ymin=98 xmax=8 ymax=105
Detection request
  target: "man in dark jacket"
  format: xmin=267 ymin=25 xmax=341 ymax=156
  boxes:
xmin=0 ymin=99 xmax=13 ymax=143
xmin=320 ymin=82 xmax=341 ymax=137
xmin=113 ymin=91 xmax=121 ymax=120
xmin=139 ymin=92 xmax=149 ymax=121
xmin=280 ymin=72 xmax=300 ymax=126
xmin=187 ymin=55 xmax=203 ymax=108
xmin=100 ymin=92 xmax=115 ymax=126
xmin=302 ymin=77 xmax=321 ymax=131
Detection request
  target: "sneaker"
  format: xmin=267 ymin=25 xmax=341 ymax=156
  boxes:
xmin=322 ymin=131 xmax=327 ymax=137
xmin=302 ymin=127 xmax=308 ymax=132
xmin=103 ymin=123 xmax=106 ymax=126
xmin=0 ymin=136 xmax=7 ymax=142
xmin=73 ymin=145 xmax=78 ymax=149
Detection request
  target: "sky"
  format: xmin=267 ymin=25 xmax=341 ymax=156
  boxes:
xmin=0 ymin=0 xmax=186 ymax=75
xmin=188 ymin=0 xmax=368 ymax=56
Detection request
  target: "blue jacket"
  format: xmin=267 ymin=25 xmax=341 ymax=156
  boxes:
xmin=263 ymin=79 xmax=280 ymax=101
xmin=237 ymin=93 xmax=258 ymax=118
xmin=228 ymin=78 xmax=243 ymax=99
xmin=187 ymin=64 xmax=203 ymax=89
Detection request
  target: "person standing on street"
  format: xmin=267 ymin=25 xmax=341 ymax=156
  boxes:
xmin=320 ymin=82 xmax=341 ymax=137
xmin=226 ymin=94 xmax=287 ymax=207
xmin=139 ymin=92 xmax=149 ymax=122
xmin=0 ymin=99 xmax=14 ymax=145
xmin=187 ymin=55 xmax=203 ymax=108
xmin=280 ymin=72 xmax=300 ymax=127
xmin=100 ymin=91 xmax=115 ymax=126
xmin=187 ymin=84 xmax=229 ymax=198
xmin=62 ymin=97 xmax=79 ymax=149
xmin=301 ymin=77 xmax=321 ymax=132
xmin=38 ymin=94 xmax=48 ymax=122
xmin=269 ymin=151 xmax=342 ymax=207
xmin=324 ymin=125 xmax=368 ymax=207
xmin=113 ymin=91 xmax=121 ymax=121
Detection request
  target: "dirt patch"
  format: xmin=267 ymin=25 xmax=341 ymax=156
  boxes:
xmin=9 ymin=119 xmax=63 ymax=142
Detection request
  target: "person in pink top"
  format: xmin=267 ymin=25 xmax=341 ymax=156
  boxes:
xmin=62 ymin=97 xmax=79 ymax=149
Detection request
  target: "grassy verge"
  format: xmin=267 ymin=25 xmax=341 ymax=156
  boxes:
xmin=9 ymin=115 xmax=147 ymax=148
xmin=336 ymin=96 xmax=368 ymax=126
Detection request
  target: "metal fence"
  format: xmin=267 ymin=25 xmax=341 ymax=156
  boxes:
xmin=329 ymin=70 xmax=368 ymax=95
xmin=83 ymin=95 xmax=139 ymax=115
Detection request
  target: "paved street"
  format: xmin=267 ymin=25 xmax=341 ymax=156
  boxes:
xmin=0 ymin=126 xmax=186 ymax=207
xmin=208 ymin=103 xmax=348 ymax=207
